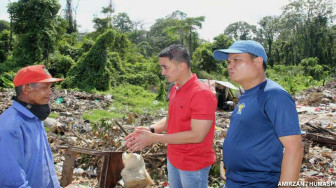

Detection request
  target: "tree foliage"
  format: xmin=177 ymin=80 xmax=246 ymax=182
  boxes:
xmin=0 ymin=20 xmax=10 ymax=33
xmin=8 ymin=0 xmax=60 ymax=66
xmin=0 ymin=30 xmax=10 ymax=63
xmin=1 ymin=0 xmax=335 ymax=96
xmin=146 ymin=17 xmax=179 ymax=57
xmin=43 ymin=52 xmax=75 ymax=78
xmin=63 ymin=30 xmax=122 ymax=91
xmin=257 ymin=16 xmax=280 ymax=66
xmin=224 ymin=21 xmax=257 ymax=40
xmin=165 ymin=11 xmax=205 ymax=57
xmin=113 ymin=12 xmax=134 ymax=33
xmin=93 ymin=6 xmax=114 ymax=34
xmin=299 ymin=57 xmax=325 ymax=80
xmin=192 ymin=42 xmax=228 ymax=81
xmin=64 ymin=0 xmax=77 ymax=34
xmin=212 ymin=34 xmax=233 ymax=49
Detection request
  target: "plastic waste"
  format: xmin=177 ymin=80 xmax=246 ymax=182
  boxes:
xmin=121 ymin=153 xmax=154 ymax=188
xmin=55 ymin=98 xmax=63 ymax=104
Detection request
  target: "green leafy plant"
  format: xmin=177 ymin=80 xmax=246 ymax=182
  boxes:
xmin=1 ymin=76 xmax=14 ymax=88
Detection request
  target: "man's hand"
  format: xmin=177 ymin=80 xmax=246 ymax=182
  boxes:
xmin=124 ymin=127 xmax=154 ymax=152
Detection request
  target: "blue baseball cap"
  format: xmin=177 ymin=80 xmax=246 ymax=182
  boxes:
xmin=213 ymin=40 xmax=268 ymax=63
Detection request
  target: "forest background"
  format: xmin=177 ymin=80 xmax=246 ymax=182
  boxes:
xmin=0 ymin=0 xmax=336 ymax=118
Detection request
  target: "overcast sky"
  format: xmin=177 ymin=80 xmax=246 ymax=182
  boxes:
xmin=0 ymin=0 xmax=291 ymax=41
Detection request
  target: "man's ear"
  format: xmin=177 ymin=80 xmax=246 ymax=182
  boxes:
xmin=179 ymin=64 xmax=183 ymax=70
xmin=179 ymin=62 xmax=187 ymax=70
xmin=21 ymin=85 xmax=31 ymax=94
xmin=255 ymin=57 xmax=264 ymax=68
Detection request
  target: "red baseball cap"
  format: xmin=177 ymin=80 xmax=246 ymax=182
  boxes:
xmin=13 ymin=65 xmax=64 ymax=87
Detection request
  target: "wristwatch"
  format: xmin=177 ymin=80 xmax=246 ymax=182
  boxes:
xmin=150 ymin=126 xmax=155 ymax=133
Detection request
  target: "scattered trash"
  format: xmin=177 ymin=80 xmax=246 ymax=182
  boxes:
xmin=56 ymin=98 xmax=63 ymax=104
xmin=1 ymin=80 xmax=336 ymax=186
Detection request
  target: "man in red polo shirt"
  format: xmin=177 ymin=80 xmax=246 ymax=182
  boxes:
xmin=124 ymin=44 xmax=217 ymax=188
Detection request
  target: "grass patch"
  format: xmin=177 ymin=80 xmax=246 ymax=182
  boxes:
xmin=49 ymin=112 xmax=59 ymax=119
xmin=83 ymin=84 xmax=168 ymax=122
xmin=44 ymin=126 xmax=51 ymax=133
xmin=83 ymin=109 xmax=124 ymax=122
xmin=109 ymin=85 xmax=167 ymax=114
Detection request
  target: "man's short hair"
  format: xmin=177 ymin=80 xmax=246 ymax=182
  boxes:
xmin=158 ymin=44 xmax=191 ymax=68
xmin=263 ymin=62 xmax=267 ymax=70
xmin=15 ymin=83 xmax=38 ymax=97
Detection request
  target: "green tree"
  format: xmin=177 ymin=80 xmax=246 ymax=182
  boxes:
xmin=113 ymin=12 xmax=134 ymax=33
xmin=0 ymin=30 xmax=10 ymax=63
xmin=299 ymin=57 xmax=324 ymax=80
xmin=192 ymin=42 xmax=218 ymax=73
xmin=257 ymin=16 xmax=280 ymax=67
xmin=278 ymin=0 xmax=335 ymax=65
xmin=224 ymin=21 xmax=257 ymax=40
xmin=93 ymin=6 xmax=114 ymax=33
xmin=63 ymin=29 xmax=129 ymax=91
xmin=93 ymin=17 xmax=111 ymax=33
xmin=8 ymin=0 xmax=60 ymax=66
xmin=127 ymin=20 xmax=147 ymax=45
xmin=0 ymin=20 xmax=10 ymax=33
xmin=165 ymin=12 xmax=205 ymax=57
xmin=146 ymin=17 xmax=179 ymax=57
xmin=54 ymin=16 xmax=68 ymax=42
xmin=43 ymin=52 xmax=74 ymax=78
xmin=212 ymin=33 xmax=233 ymax=49
xmin=64 ymin=30 xmax=117 ymax=91
xmin=64 ymin=0 xmax=77 ymax=34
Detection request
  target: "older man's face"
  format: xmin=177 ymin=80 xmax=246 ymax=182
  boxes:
xmin=26 ymin=83 xmax=53 ymax=105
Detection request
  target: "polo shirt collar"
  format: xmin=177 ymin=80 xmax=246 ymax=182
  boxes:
xmin=12 ymin=100 xmax=36 ymax=119
xmin=175 ymin=73 xmax=197 ymax=92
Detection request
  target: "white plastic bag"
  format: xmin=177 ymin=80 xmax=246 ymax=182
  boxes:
xmin=121 ymin=153 xmax=154 ymax=188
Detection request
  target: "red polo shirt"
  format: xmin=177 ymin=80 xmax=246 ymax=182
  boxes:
xmin=167 ymin=74 xmax=217 ymax=171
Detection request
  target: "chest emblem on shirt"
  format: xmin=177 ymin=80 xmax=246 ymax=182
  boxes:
xmin=237 ymin=103 xmax=245 ymax=114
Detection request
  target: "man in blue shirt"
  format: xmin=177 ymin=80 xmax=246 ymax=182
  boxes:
xmin=0 ymin=65 xmax=63 ymax=187
xmin=213 ymin=41 xmax=303 ymax=188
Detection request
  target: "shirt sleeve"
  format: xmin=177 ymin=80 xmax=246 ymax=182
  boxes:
xmin=190 ymin=90 xmax=217 ymax=120
xmin=0 ymin=120 xmax=31 ymax=188
xmin=264 ymin=90 xmax=301 ymax=137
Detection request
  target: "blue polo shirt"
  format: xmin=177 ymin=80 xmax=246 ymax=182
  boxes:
xmin=223 ymin=79 xmax=301 ymax=188
xmin=0 ymin=101 xmax=60 ymax=188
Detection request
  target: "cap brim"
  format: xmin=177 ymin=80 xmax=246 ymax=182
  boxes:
xmin=37 ymin=78 xmax=64 ymax=83
xmin=213 ymin=49 xmax=246 ymax=60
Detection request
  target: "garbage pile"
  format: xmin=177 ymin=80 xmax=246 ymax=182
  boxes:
xmin=0 ymin=88 xmax=14 ymax=113
xmin=295 ymin=81 xmax=336 ymax=182
xmin=49 ymin=89 xmax=168 ymax=187
xmin=0 ymin=80 xmax=335 ymax=187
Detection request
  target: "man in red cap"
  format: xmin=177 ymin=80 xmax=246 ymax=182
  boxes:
xmin=0 ymin=65 xmax=63 ymax=187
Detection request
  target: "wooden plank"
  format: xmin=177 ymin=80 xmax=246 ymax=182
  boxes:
xmin=60 ymin=150 xmax=77 ymax=187
xmin=303 ymin=133 xmax=336 ymax=145
xmin=100 ymin=151 xmax=124 ymax=188
xmin=69 ymin=146 xmax=103 ymax=155
xmin=59 ymin=146 xmax=124 ymax=187
xmin=305 ymin=122 xmax=336 ymax=139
